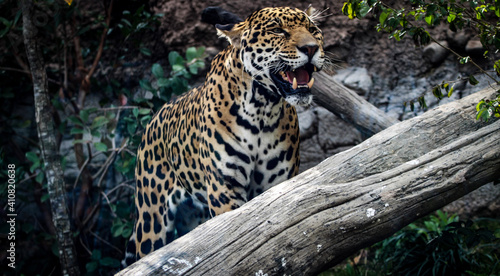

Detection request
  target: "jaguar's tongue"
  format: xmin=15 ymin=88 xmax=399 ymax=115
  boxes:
xmin=283 ymin=67 xmax=315 ymax=90
xmin=286 ymin=67 xmax=310 ymax=85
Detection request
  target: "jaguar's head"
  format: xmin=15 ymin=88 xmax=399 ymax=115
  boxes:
xmin=216 ymin=7 xmax=325 ymax=106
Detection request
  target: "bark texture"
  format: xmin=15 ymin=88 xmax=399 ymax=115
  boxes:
xmin=117 ymin=84 xmax=500 ymax=275
xmin=21 ymin=1 xmax=80 ymax=275
xmin=312 ymin=71 xmax=399 ymax=136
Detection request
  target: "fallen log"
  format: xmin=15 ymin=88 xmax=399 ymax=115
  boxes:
xmin=312 ymin=71 xmax=399 ymax=136
xmin=117 ymin=85 xmax=500 ymax=276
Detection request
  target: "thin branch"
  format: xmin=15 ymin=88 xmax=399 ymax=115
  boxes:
xmin=431 ymin=38 xmax=499 ymax=84
xmin=73 ymin=156 xmax=91 ymax=189
xmin=101 ymin=190 xmax=117 ymax=218
xmin=85 ymin=0 xmax=113 ymax=82
xmin=89 ymin=230 xmax=123 ymax=254
xmin=105 ymin=181 xmax=135 ymax=195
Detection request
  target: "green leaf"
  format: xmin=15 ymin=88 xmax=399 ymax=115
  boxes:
xmin=86 ymin=261 xmax=98 ymax=273
xmin=35 ymin=172 xmax=44 ymax=183
xmin=494 ymin=60 xmax=500 ymax=77
xmin=152 ymin=63 xmax=164 ymax=78
xmin=424 ymin=14 xmax=434 ymax=25
xmin=157 ymin=77 xmax=170 ymax=87
xmin=91 ymin=116 xmax=109 ymax=129
xmin=447 ymin=12 xmax=456 ymax=23
xmin=122 ymin=226 xmax=132 ymax=238
xmin=468 ymin=75 xmax=479 ymax=85
xmin=133 ymin=107 xmax=139 ymax=118
xmin=79 ymin=109 xmax=89 ymax=123
xmin=41 ymin=192 xmax=50 ymax=202
xmin=196 ymin=46 xmax=205 ymax=57
xmin=139 ymin=79 xmax=155 ymax=92
xmin=100 ymin=257 xmax=121 ymax=267
xmin=92 ymin=249 xmax=102 ymax=260
xmin=127 ymin=122 xmax=137 ymax=135
xmin=90 ymin=129 xmax=101 ymax=138
xmin=70 ymin=127 xmax=85 ymax=135
xmin=359 ymin=4 xmax=372 ymax=17
xmin=448 ymin=86 xmax=454 ymax=98
xmin=185 ymin=47 xmax=198 ymax=61
xmin=459 ymin=56 xmax=470 ymax=64
xmin=432 ymin=86 xmax=442 ymax=99
xmin=26 ymin=151 xmax=40 ymax=163
xmin=379 ymin=9 xmax=389 ymax=25
xmin=189 ymin=63 xmax=199 ymax=75
xmin=172 ymin=64 xmax=184 ymax=72
xmin=476 ymin=106 xmax=490 ymax=122
xmin=94 ymin=142 xmax=108 ymax=152
xmin=68 ymin=115 xmax=84 ymax=126
xmin=168 ymin=51 xmax=184 ymax=67
xmin=111 ymin=223 xmax=124 ymax=237
xmin=342 ymin=3 xmax=353 ymax=18
xmin=140 ymin=47 xmax=152 ymax=56
xmin=139 ymin=108 xmax=151 ymax=115
xmin=476 ymin=100 xmax=486 ymax=112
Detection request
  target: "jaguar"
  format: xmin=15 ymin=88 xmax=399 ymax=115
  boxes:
xmin=123 ymin=6 xmax=325 ymax=267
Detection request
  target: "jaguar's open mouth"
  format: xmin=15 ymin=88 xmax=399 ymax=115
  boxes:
xmin=270 ymin=63 xmax=317 ymax=97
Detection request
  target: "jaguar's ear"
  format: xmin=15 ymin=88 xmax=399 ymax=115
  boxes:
xmin=304 ymin=5 xmax=316 ymax=17
xmin=201 ymin=6 xmax=245 ymax=48
xmin=216 ymin=22 xmax=245 ymax=48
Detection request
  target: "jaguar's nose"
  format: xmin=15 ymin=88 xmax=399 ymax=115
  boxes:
xmin=297 ymin=45 xmax=319 ymax=60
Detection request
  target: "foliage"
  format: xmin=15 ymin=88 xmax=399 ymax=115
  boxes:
xmin=0 ymin=0 xmax=205 ymax=274
xmin=342 ymin=0 xmax=500 ymax=121
xmin=139 ymin=47 xmax=206 ymax=110
xmin=476 ymin=93 xmax=500 ymax=121
xmin=323 ymin=211 xmax=500 ymax=276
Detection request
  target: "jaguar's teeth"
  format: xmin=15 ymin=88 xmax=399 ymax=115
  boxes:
xmin=292 ymin=77 xmax=298 ymax=90
xmin=307 ymin=77 xmax=315 ymax=89
xmin=314 ymin=66 xmax=317 ymax=72
xmin=280 ymin=71 xmax=287 ymax=80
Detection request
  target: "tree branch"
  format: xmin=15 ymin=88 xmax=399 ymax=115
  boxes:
xmin=312 ymin=71 xmax=399 ymax=136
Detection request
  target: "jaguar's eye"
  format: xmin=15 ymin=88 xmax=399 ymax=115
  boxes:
xmin=271 ymin=28 xmax=289 ymax=37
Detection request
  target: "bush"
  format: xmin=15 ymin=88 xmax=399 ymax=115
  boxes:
xmin=323 ymin=210 xmax=500 ymax=276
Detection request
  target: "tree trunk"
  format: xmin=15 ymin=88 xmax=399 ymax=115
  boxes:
xmin=312 ymin=71 xmax=399 ymax=136
xmin=21 ymin=1 xmax=80 ymax=275
xmin=117 ymin=83 xmax=500 ymax=275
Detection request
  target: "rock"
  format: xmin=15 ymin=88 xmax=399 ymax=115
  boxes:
xmin=465 ymin=40 xmax=484 ymax=55
xmin=334 ymin=67 xmax=373 ymax=96
xmin=423 ymin=41 xmax=449 ymax=65
xmin=297 ymin=106 xmax=316 ymax=139
xmin=450 ymin=32 xmax=469 ymax=48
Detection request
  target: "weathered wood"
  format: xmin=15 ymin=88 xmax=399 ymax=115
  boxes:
xmin=312 ymin=71 xmax=399 ymax=136
xmin=117 ymin=86 xmax=500 ymax=276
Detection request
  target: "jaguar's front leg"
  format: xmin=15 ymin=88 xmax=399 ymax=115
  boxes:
xmin=201 ymin=140 xmax=252 ymax=217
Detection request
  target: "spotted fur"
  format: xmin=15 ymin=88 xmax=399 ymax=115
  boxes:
xmin=122 ymin=6 xmax=325 ymax=267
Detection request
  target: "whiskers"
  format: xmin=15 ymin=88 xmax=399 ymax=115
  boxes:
xmin=321 ymin=51 xmax=343 ymax=75
xmin=247 ymin=58 xmax=287 ymax=79
xmin=305 ymin=6 xmax=332 ymax=23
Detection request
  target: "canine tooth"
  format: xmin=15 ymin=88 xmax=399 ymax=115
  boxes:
xmin=292 ymin=77 xmax=298 ymax=90
xmin=307 ymin=77 xmax=315 ymax=89
xmin=314 ymin=66 xmax=317 ymax=72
